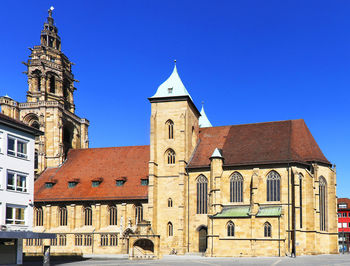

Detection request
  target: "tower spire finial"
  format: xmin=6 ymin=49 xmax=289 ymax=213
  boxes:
xmin=48 ymin=6 xmax=54 ymax=18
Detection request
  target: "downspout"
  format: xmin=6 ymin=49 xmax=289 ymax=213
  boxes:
xmin=291 ymin=170 xmax=296 ymax=257
xmin=278 ymin=216 xmax=280 ymax=257
xmin=211 ymin=218 xmax=213 ymax=257
xmin=287 ymin=164 xmax=290 ymax=254
xmin=187 ymin=168 xmax=190 ymax=253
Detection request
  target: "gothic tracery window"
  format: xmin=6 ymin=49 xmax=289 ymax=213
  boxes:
xmin=166 ymin=120 xmax=174 ymax=139
xmin=197 ymin=175 xmax=208 ymax=214
xmin=35 ymin=207 xmax=43 ymax=226
xmin=84 ymin=207 xmax=92 ymax=226
xmin=168 ymin=198 xmax=173 ymax=207
xmin=166 ymin=149 xmax=176 ymax=165
xmin=267 ymin=171 xmax=281 ymax=201
xmin=227 ymin=221 xmax=235 ymax=237
xmin=168 ymin=222 xmax=173 ymax=236
xmin=49 ymin=76 xmax=55 ymax=93
xmin=135 ymin=205 xmax=143 ymax=223
xmin=109 ymin=206 xmax=117 ymax=226
xmin=264 ymin=222 xmax=271 ymax=237
xmin=319 ymin=176 xmax=327 ymax=231
xmin=59 ymin=207 xmax=67 ymax=226
xmin=230 ymin=172 xmax=243 ymax=202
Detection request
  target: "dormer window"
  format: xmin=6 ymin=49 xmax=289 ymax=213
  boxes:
xmin=116 ymin=177 xmax=127 ymax=187
xmin=91 ymin=177 xmax=103 ymax=187
xmin=68 ymin=182 xmax=77 ymax=188
xmin=141 ymin=179 xmax=149 ymax=186
xmin=45 ymin=182 xmax=54 ymax=188
xmin=168 ymin=87 xmax=173 ymax=94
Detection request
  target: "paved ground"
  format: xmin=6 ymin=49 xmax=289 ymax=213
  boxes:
xmin=23 ymin=254 xmax=350 ymax=266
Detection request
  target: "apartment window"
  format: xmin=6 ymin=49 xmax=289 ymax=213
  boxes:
xmin=339 ymin=204 xmax=347 ymax=209
xmin=267 ymin=171 xmax=281 ymax=201
xmin=6 ymin=206 xmax=25 ymax=225
xmin=7 ymin=171 xmax=27 ymax=192
xmin=84 ymin=207 xmax=92 ymax=226
xmin=343 ymin=213 xmax=347 ymax=217
xmin=168 ymin=222 xmax=173 ymax=237
xmin=109 ymin=206 xmax=117 ymax=225
xmin=264 ymin=222 xmax=272 ymax=237
xmin=230 ymin=172 xmax=243 ymax=202
xmin=227 ymin=221 xmax=235 ymax=237
xmin=59 ymin=207 xmax=67 ymax=226
xmin=35 ymin=207 xmax=43 ymax=226
xmin=59 ymin=234 xmax=67 ymax=246
xmin=0 ymin=131 xmax=3 ymax=153
xmin=7 ymin=136 xmax=28 ymax=159
xmin=197 ymin=175 xmax=208 ymax=214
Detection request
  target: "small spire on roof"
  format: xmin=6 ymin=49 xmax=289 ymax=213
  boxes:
xmin=199 ymin=103 xmax=212 ymax=128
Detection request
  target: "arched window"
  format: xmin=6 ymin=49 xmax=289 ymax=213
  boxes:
xmin=37 ymin=76 xmax=41 ymax=91
xmin=109 ymin=206 xmax=117 ymax=226
xmin=168 ymin=198 xmax=173 ymax=207
xmin=267 ymin=171 xmax=281 ymax=201
xmin=168 ymin=222 xmax=173 ymax=236
xmin=197 ymin=175 xmax=208 ymax=214
xmin=230 ymin=172 xmax=243 ymax=202
xmin=35 ymin=207 xmax=43 ymax=226
xmin=319 ymin=176 xmax=327 ymax=231
xmin=264 ymin=222 xmax=271 ymax=237
xmin=59 ymin=207 xmax=67 ymax=226
xmin=49 ymin=76 xmax=55 ymax=93
xmin=135 ymin=205 xmax=143 ymax=223
xmin=84 ymin=207 xmax=92 ymax=226
xmin=227 ymin=221 xmax=235 ymax=237
xmin=166 ymin=120 xmax=174 ymax=139
xmin=166 ymin=149 xmax=176 ymax=165
xmin=299 ymin=174 xmax=303 ymax=228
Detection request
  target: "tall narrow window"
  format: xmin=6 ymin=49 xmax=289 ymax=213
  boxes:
xmin=168 ymin=198 xmax=173 ymax=207
xmin=0 ymin=131 xmax=3 ymax=153
xmin=37 ymin=76 xmax=41 ymax=91
xmin=166 ymin=149 xmax=176 ymax=165
xmin=264 ymin=222 xmax=271 ymax=237
xmin=49 ymin=76 xmax=55 ymax=93
xmin=166 ymin=120 xmax=174 ymax=139
xmin=59 ymin=207 xmax=67 ymax=226
xmin=230 ymin=172 xmax=243 ymax=202
xmin=135 ymin=205 xmax=143 ymax=223
xmin=84 ymin=207 xmax=92 ymax=226
xmin=227 ymin=221 xmax=235 ymax=237
xmin=197 ymin=175 xmax=208 ymax=214
xmin=109 ymin=206 xmax=117 ymax=225
xmin=319 ymin=176 xmax=327 ymax=231
xmin=267 ymin=171 xmax=281 ymax=201
xmin=299 ymin=174 xmax=303 ymax=228
xmin=168 ymin=222 xmax=173 ymax=236
xmin=35 ymin=207 xmax=43 ymax=226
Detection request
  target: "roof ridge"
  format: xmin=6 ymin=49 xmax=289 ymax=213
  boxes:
xmin=70 ymin=145 xmax=150 ymax=152
xmin=205 ymin=119 xmax=304 ymax=129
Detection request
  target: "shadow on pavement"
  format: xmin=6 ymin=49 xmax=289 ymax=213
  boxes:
xmin=23 ymin=255 xmax=89 ymax=265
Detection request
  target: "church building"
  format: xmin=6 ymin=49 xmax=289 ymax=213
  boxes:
xmin=1 ymin=9 xmax=338 ymax=258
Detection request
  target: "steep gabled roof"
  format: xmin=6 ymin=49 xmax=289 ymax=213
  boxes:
xmin=188 ymin=119 xmax=330 ymax=168
xmin=35 ymin=145 xmax=150 ymax=202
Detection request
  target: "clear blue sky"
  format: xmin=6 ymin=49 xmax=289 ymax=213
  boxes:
xmin=1 ymin=1 xmax=349 ymax=197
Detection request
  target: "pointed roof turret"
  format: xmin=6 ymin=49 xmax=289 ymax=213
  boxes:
xmin=151 ymin=60 xmax=192 ymax=100
xmin=199 ymin=103 xmax=212 ymax=128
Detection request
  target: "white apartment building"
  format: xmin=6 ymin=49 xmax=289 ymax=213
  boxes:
xmin=0 ymin=112 xmax=53 ymax=264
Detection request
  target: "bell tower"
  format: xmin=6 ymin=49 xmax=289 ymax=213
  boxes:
xmin=0 ymin=7 xmax=89 ymax=175
xmin=147 ymin=62 xmax=201 ymax=254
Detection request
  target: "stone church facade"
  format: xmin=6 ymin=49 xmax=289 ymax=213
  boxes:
xmin=2 ymin=10 xmax=337 ymax=258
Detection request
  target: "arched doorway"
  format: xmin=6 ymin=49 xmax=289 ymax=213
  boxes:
xmin=133 ymin=238 xmax=154 ymax=258
xmin=198 ymin=226 xmax=207 ymax=253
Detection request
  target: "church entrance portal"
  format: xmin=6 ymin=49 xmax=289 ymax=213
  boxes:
xmin=132 ymin=238 xmax=155 ymax=259
xmin=198 ymin=226 xmax=207 ymax=253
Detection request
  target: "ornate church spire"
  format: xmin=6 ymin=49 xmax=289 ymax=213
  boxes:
xmin=40 ymin=6 xmax=61 ymax=50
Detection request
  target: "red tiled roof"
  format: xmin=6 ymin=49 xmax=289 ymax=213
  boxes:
xmin=35 ymin=146 xmax=149 ymax=202
xmin=188 ymin=119 xmax=330 ymax=168
xmin=338 ymin=198 xmax=350 ymax=209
